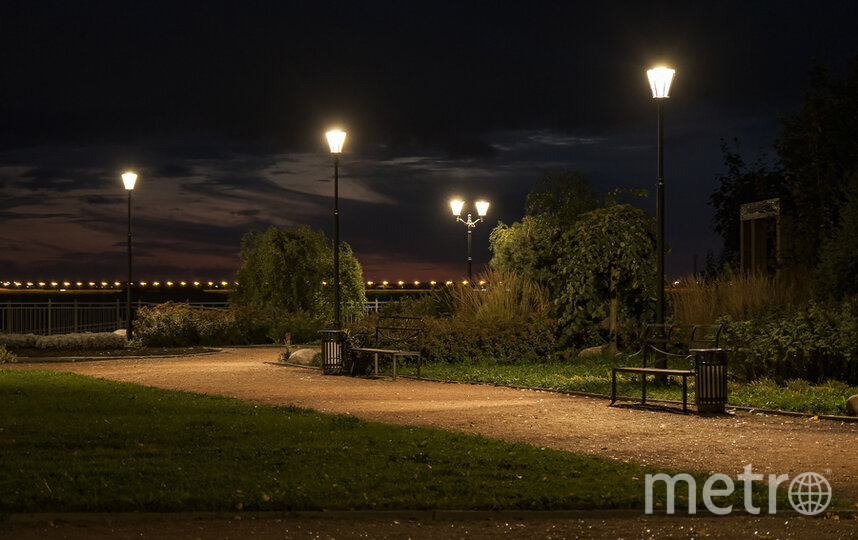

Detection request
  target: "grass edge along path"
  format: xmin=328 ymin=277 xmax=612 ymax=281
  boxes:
xmin=1 ymin=370 xmax=786 ymax=514
xmin=389 ymin=355 xmax=858 ymax=417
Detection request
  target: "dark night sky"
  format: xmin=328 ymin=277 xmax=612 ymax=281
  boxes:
xmin=1 ymin=1 xmax=856 ymax=282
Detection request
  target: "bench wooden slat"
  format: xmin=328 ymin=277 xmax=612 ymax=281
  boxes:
xmin=353 ymin=347 xmax=419 ymax=356
xmin=614 ymin=367 xmax=694 ymax=376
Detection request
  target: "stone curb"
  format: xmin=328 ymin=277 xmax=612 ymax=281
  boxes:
xmin=3 ymin=508 xmax=855 ymax=524
xmin=13 ymin=350 xmax=223 ymax=363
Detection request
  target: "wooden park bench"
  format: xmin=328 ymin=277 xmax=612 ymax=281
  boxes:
xmin=351 ymin=315 xmax=423 ymax=380
xmin=610 ymin=323 xmax=722 ymax=412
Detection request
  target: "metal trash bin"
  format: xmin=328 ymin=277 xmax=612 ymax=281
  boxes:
xmin=691 ymin=348 xmax=728 ymax=414
xmin=319 ymin=329 xmax=346 ymax=374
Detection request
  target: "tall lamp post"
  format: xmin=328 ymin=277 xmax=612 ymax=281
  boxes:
xmin=647 ymin=66 xmax=675 ymax=330
xmin=121 ymin=171 xmax=138 ymax=340
xmin=450 ymin=199 xmax=489 ymax=284
xmin=326 ymin=129 xmax=346 ymax=328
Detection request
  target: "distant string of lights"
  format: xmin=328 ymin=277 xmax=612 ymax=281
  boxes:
xmin=0 ymin=280 xmax=483 ymax=290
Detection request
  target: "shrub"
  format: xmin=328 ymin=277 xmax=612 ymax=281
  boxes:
xmin=134 ymin=303 xmax=235 ymax=347
xmin=719 ymin=299 xmax=858 ymax=384
xmin=34 ymin=332 xmax=126 ymax=350
xmin=422 ymin=314 xmax=555 ymax=364
xmin=419 ymin=271 xmax=556 ymax=364
xmin=265 ymin=310 xmax=326 ymax=344
xmin=1 ymin=332 xmax=125 ymax=350
xmin=0 ymin=345 xmax=17 ymax=363
xmin=134 ymin=302 xmax=326 ymax=347
xmin=0 ymin=333 xmax=38 ymax=348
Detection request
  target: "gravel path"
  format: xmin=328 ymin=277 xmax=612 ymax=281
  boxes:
xmin=6 ymin=346 xmax=858 ymax=538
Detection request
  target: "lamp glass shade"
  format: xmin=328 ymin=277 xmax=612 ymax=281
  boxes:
xmin=326 ymin=130 xmax=347 ymax=153
xmin=475 ymin=200 xmax=490 ymax=217
xmin=121 ymin=171 xmax=138 ymax=190
xmin=450 ymin=199 xmax=465 ymax=216
xmin=647 ymin=67 xmax=675 ymax=99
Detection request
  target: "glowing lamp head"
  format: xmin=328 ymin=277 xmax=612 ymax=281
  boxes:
xmin=326 ymin=129 xmax=346 ymax=153
xmin=647 ymin=67 xmax=675 ymax=99
xmin=475 ymin=200 xmax=490 ymax=217
xmin=450 ymin=199 xmax=465 ymax=216
xmin=121 ymin=171 xmax=138 ymax=190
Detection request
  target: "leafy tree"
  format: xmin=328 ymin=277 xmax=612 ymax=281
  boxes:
xmin=775 ymin=55 xmax=858 ymax=269
xmin=490 ymin=171 xmax=599 ymax=297
xmin=524 ymin=170 xmax=599 ymax=224
xmin=231 ymin=226 xmax=366 ymax=321
xmin=491 ymin=172 xmax=657 ymax=347
xmin=489 ymin=214 xmax=557 ymax=287
xmin=554 ymin=205 xmax=656 ymax=347
xmin=710 ymin=54 xmax=858 ymax=276
xmin=708 ymin=138 xmax=786 ymax=270
xmin=815 ymin=172 xmax=858 ymax=298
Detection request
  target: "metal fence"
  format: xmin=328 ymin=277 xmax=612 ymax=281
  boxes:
xmin=0 ymin=300 xmax=228 ymax=336
xmin=0 ymin=299 xmax=393 ymax=335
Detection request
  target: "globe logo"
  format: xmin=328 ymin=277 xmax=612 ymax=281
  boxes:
xmin=788 ymin=472 xmax=831 ymax=515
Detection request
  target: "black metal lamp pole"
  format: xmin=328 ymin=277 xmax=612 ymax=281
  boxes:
xmin=326 ymin=130 xmax=345 ymax=329
xmin=466 ymin=221 xmax=473 ymax=284
xmin=121 ymin=171 xmax=137 ymax=341
xmin=646 ymin=66 xmax=674 ymax=328
xmin=333 ymin=153 xmax=340 ymax=329
xmin=127 ymin=188 xmax=133 ymax=340
xmin=656 ymin=98 xmax=665 ymax=327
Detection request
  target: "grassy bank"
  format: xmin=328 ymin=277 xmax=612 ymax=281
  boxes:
xmin=1 ymin=370 xmax=773 ymax=513
xmin=392 ymin=354 xmax=858 ymax=416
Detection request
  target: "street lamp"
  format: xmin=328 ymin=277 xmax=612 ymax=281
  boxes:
xmin=121 ymin=171 xmax=137 ymax=340
xmin=326 ymin=129 xmax=346 ymax=328
xmin=647 ymin=66 xmax=674 ymax=331
xmin=450 ymin=199 xmax=489 ymax=284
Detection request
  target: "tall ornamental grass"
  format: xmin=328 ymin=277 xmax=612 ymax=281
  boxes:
xmin=668 ymin=273 xmax=799 ymax=324
xmin=448 ymin=269 xmax=550 ymax=320
xmin=358 ymin=270 xmax=558 ymax=365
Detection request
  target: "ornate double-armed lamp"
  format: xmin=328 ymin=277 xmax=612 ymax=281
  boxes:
xmin=450 ymin=199 xmax=490 ymax=284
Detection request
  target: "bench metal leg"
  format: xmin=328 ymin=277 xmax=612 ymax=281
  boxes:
xmin=392 ymin=355 xmax=397 ymax=380
xmin=641 ymin=372 xmax=647 ymax=405
xmin=373 ymin=353 xmax=379 ymax=377
xmin=417 ymin=355 xmax=421 ymax=380
xmin=682 ymin=375 xmax=688 ymax=412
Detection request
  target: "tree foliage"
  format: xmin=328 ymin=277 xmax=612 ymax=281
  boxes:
xmin=815 ymin=172 xmax=858 ymax=298
xmin=490 ymin=171 xmax=599 ymax=297
xmin=231 ymin=226 xmax=366 ymax=321
xmin=490 ymin=172 xmax=655 ymax=347
xmin=524 ymin=171 xmax=599 ymax=224
xmin=554 ymin=205 xmax=656 ymax=346
xmin=776 ymin=55 xmax=858 ymax=269
xmin=710 ymin=53 xmax=858 ymax=280
xmin=708 ymin=138 xmax=786 ymax=270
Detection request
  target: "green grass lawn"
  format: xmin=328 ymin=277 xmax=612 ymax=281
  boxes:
xmin=392 ymin=354 xmax=858 ymax=416
xmin=0 ymin=370 xmax=778 ymax=513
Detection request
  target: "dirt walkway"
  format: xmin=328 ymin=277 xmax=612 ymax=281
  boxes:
xmin=6 ymin=347 xmax=858 ymax=538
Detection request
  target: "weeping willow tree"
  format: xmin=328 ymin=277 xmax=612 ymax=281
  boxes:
xmin=231 ymin=226 xmax=366 ymax=321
